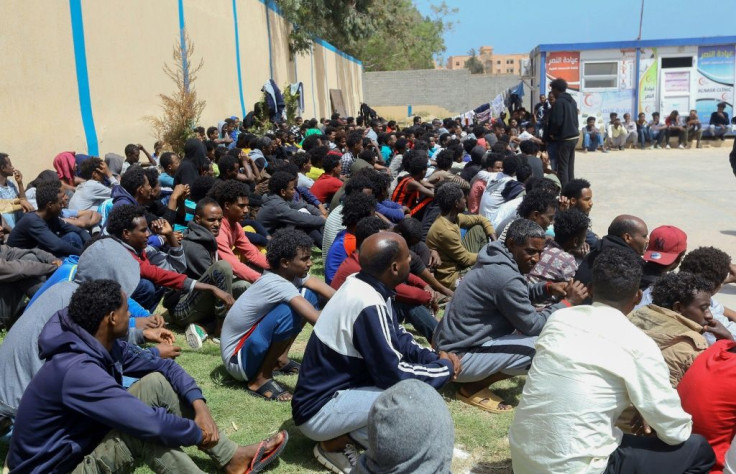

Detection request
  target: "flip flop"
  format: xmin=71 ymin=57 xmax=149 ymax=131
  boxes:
xmin=244 ymin=430 xmax=289 ymax=473
xmin=246 ymin=379 xmax=291 ymax=402
xmin=456 ymin=388 xmax=514 ymax=414
xmin=273 ymin=360 xmax=301 ymax=376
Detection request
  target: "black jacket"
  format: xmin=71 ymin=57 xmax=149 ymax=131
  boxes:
xmin=163 ymin=221 xmax=219 ymax=310
xmin=181 ymin=221 xmax=218 ymax=280
xmin=546 ymin=92 xmax=580 ymax=141
xmin=574 ymin=235 xmax=643 ymax=292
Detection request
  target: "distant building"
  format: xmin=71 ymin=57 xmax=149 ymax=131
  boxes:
xmin=528 ymin=35 xmax=736 ymax=126
xmin=445 ymin=46 xmax=526 ymax=75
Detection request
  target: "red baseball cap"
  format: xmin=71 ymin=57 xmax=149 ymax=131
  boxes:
xmin=644 ymin=226 xmax=687 ymax=266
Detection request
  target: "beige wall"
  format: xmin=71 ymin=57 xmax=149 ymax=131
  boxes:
xmin=0 ymin=0 xmax=363 ymax=180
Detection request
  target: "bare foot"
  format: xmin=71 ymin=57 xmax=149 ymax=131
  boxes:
xmin=224 ymin=432 xmax=286 ymax=474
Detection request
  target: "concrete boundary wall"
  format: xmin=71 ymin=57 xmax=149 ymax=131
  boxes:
xmin=363 ymin=69 xmax=526 ymax=119
xmin=0 ymin=0 xmax=363 ymax=179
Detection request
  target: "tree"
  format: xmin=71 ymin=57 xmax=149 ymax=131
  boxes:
xmin=465 ymin=48 xmax=484 ymax=74
xmin=274 ymin=0 xmax=455 ymax=72
xmin=147 ymin=32 xmax=205 ymax=155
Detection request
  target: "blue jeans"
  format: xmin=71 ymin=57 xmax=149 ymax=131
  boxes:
xmin=297 ymin=386 xmax=383 ymax=448
xmin=583 ymin=132 xmax=602 ymax=151
xmin=130 ymin=278 xmax=166 ymax=314
xmin=637 ymin=128 xmax=651 ymax=148
xmin=650 ymin=129 xmax=665 ymax=145
xmin=706 ymin=124 xmax=728 ymax=138
xmin=226 ymin=289 xmax=319 ymax=382
xmin=61 ymin=232 xmax=84 ymax=253
xmin=393 ymin=301 xmax=437 ymax=341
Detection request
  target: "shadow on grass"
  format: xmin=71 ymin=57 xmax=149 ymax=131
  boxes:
xmin=277 ymin=419 xmax=325 ymax=471
xmin=470 ymin=459 xmax=513 ymax=473
xmin=438 ymin=376 xmax=525 ymax=406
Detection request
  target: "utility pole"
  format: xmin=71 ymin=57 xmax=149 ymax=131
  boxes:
xmin=637 ymin=0 xmax=645 ymax=40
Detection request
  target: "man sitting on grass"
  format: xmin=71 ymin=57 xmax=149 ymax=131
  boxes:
xmin=509 ymin=248 xmax=715 ymax=474
xmin=166 ymin=197 xmax=250 ymax=349
xmin=426 ymin=183 xmax=495 ymax=290
xmin=309 ymin=153 xmax=343 ymax=206
xmin=292 ymin=232 xmax=461 ymax=473
xmin=331 ymin=216 xmax=440 ymax=342
xmin=107 ymin=204 xmax=235 ymax=317
xmin=257 ymin=171 xmax=326 ymax=248
xmin=324 ymin=192 xmax=376 ymax=285
xmin=527 ymin=208 xmax=590 ymax=286
xmin=6 ymin=279 xmax=288 ymax=474
xmin=211 ymin=180 xmax=270 ymax=287
xmin=434 ymin=219 xmax=588 ymax=414
xmin=8 ymin=184 xmax=90 ymax=258
xmin=220 ymin=229 xmax=334 ymax=402
xmin=628 ymin=272 xmax=728 ymax=387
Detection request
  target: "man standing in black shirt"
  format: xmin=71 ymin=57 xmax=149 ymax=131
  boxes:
xmin=545 ymin=79 xmax=580 ymax=187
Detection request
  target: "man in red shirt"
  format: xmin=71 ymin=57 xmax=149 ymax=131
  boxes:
xmin=331 ymin=216 xmax=439 ymax=340
xmin=211 ymin=180 xmax=269 ymax=284
xmin=310 ymin=154 xmax=344 ymax=206
xmin=678 ymin=340 xmax=736 ymax=473
xmin=106 ymin=204 xmax=234 ymax=314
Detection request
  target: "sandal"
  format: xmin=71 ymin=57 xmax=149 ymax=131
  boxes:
xmin=247 ymin=379 xmax=291 ymax=402
xmin=456 ymin=388 xmax=513 ymax=414
xmin=273 ymin=360 xmax=301 ymax=376
xmin=244 ymin=430 xmax=289 ymax=473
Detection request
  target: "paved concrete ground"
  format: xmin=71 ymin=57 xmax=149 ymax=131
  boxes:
xmin=575 ymin=139 xmax=736 ymax=307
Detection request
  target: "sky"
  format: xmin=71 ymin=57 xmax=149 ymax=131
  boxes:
xmin=415 ymin=0 xmax=736 ymax=61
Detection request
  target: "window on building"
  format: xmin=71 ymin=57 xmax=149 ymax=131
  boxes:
xmin=496 ymin=60 xmax=501 ymax=65
xmin=582 ymin=61 xmax=618 ymax=89
xmin=496 ymin=69 xmax=501 ymax=73
xmin=506 ymin=59 xmax=514 ymax=64
xmin=661 ymin=57 xmax=693 ymax=68
xmin=506 ymin=68 xmax=514 ymax=73
xmin=455 ymin=61 xmax=460 ymax=66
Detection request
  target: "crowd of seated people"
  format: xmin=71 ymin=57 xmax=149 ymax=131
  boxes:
xmin=2 ymin=108 xmax=736 ymax=474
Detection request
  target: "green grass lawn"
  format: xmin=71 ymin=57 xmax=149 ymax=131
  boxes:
xmin=0 ymin=252 xmax=519 ymax=473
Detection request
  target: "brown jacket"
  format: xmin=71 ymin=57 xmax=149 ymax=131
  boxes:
xmin=627 ymin=304 xmax=708 ymax=387
xmin=426 ymin=213 xmax=493 ymax=289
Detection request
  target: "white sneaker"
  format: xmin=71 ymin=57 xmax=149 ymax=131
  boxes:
xmin=678 ymin=144 xmax=685 ymax=149
xmin=313 ymin=443 xmax=359 ymax=473
xmin=666 ymin=144 xmax=671 ymax=149
xmin=185 ymin=324 xmax=208 ymax=349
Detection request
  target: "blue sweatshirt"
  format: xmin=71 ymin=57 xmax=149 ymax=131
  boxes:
xmin=8 ymin=310 xmax=204 ymax=473
xmin=291 ymin=272 xmax=453 ymax=425
xmin=6 ymin=213 xmax=88 ymax=258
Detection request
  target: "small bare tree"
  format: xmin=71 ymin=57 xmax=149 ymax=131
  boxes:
xmin=148 ymin=31 xmax=206 ymax=156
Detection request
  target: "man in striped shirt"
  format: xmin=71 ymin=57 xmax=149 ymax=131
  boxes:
xmin=292 ymin=232 xmax=461 ymax=473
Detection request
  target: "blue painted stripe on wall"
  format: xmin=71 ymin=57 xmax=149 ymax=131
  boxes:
xmin=232 ymin=0 xmax=247 ymax=117
xmin=68 ymin=0 xmax=99 ymax=156
xmin=310 ymin=44 xmax=317 ymax=115
xmin=264 ymin=1 xmax=275 ymax=78
xmin=177 ymin=0 xmax=189 ymax=90
xmin=255 ymin=0 xmax=362 ymax=67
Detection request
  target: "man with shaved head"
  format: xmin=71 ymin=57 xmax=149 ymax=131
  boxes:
xmin=574 ymin=214 xmax=649 ymax=290
xmin=292 ymin=232 xmax=461 ymax=473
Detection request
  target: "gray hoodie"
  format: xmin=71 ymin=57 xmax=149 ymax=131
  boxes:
xmin=256 ymin=193 xmax=325 ymax=235
xmin=0 ymin=238 xmax=141 ymax=417
xmin=434 ymin=241 xmax=568 ymax=353
xmin=353 ymin=379 xmax=454 ymax=474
